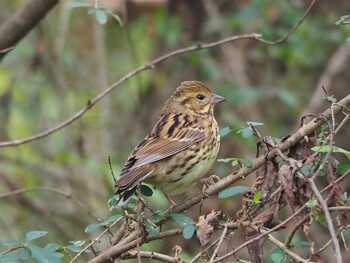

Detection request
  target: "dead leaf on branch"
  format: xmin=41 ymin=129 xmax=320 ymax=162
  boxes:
xmin=196 ymin=210 xmax=221 ymax=246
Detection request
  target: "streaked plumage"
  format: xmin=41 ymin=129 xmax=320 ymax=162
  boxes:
xmin=115 ymin=81 xmax=225 ymax=206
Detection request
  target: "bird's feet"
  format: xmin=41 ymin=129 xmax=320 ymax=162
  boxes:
xmin=201 ymin=175 xmax=220 ymax=197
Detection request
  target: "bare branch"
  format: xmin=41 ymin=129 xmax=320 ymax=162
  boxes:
xmin=265 ymin=229 xmax=316 ymax=263
xmin=306 ymin=179 xmax=342 ymax=263
xmin=171 ymin=95 xmax=350 ymax=215
xmin=0 ymin=33 xmax=262 ymax=147
xmin=0 ymin=0 xmax=59 ymax=61
xmin=122 ymin=250 xmax=187 ymax=263
xmin=0 ymin=186 xmax=100 ymax=221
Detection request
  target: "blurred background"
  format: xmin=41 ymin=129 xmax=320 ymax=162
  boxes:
xmin=0 ymin=0 xmax=349 ymax=261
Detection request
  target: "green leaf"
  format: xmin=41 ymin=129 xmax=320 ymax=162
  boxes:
xmin=217 ymin=157 xmax=239 ymax=167
xmin=95 ymin=9 xmax=108 ymax=24
xmin=143 ymin=219 xmax=160 ymax=236
xmin=107 ymin=10 xmax=123 ymax=26
xmin=239 ymin=127 xmax=253 ymax=138
xmin=1 ymin=240 xmax=21 ymax=246
xmin=311 ymin=145 xmax=350 ymax=160
xmin=325 ymin=96 xmax=337 ymax=103
xmin=108 ymin=195 xmax=118 ymax=208
xmin=337 ymin=162 xmax=350 ymax=175
xmin=268 ymin=247 xmax=290 ymax=263
xmin=253 ymin=191 xmax=262 ymax=204
xmin=87 ymin=8 xmax=96 ymax=15
xmin=28 ymin=245 xmax=62 ymax=263
xmin=347 ymin=36 xmax=350 ymax=42
xmin=219 ymin=127 xmax=231 ymax=137
xmin=170 ymin=213 xmax=194 ymax=228
xmin=25 ymin=231 xmax=48 ymax=242
xmin=85 ymin=223 xmax=101 ymax=233
xmin=247 ymin=121 xmax=264 ymax=127
xmin=44 ymin=243 xmax=62 ymax=253
xmin=152 ymin=214 xmax=165 ymax=224
xmin=315 ymin=210 xmax=326 ymax=225
xmin=306 ymin=198 xmax=317 ymax=208
xmin=341 ymin=192 xmax=348 ymax=202
xmin=140 ymin=184 xmax=153 ymax=197
xmin=300 ymin=164 xmax=315 ymax=176
xmin=18 ymin=248 xmax=31 ymax=260
xmin=69 ymin=2 xmax=92 ymax=8
xmin=0 ymin=253 xmax=21 ymax=261
xmin=218 ymin=186 xmax=250 ymax=199
xmin=291 ymin=240 xmax=310 ymax=248
xmin=183 ymin=224 xmax=196 ymax=239
xmin=104 ymin=214 xmax=122 ymax=224
xmin=240 ymin=159 xmax=252 ymax=167
xmin=66 ymin=244 xmax=84 ymax=253
xmin=341 ymin=15 xmax=350 ymax=20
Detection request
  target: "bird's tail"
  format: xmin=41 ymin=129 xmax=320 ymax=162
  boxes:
xmin=115 ymin=188 xmax=136 ymax=207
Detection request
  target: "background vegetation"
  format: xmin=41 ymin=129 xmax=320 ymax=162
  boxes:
xmin=0 ymin=0 xmax=349 ymax=262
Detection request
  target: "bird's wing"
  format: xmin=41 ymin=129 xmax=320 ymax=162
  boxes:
xmin=116 ymin=128 xmax=205 ymax=191
xmin=132 ymin=128 xmax=205 ymax=168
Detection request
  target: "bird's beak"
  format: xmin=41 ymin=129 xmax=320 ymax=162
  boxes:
xmin=211 ymin=94 xmax=226 ymax=104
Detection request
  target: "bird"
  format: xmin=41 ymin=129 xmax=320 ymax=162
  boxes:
xmin=115 ymin=81 xmax=225 ymax=207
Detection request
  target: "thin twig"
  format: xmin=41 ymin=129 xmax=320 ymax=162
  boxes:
xmin=122 ymin=250 xmax=188 ymax=263
xmin=0 ymin=33 xmax=262 ymax=148
xmin=189 ymin=237 xmax=221 ymax=263
xmin=284 ymin=215 xmax=310 ymax=247
xmin=316 ymin=224 xmax=350 ymax=254
xmin=257 ymin=0 xmax=316 ymax=45
xmin=211 ymin=205 xmax=308 ymax=263
xmin=88 ymin=228 xmax=183 ymax=263
xmin=306 ymin=178 xmax=342 ymax=263
xmin=265 ymin=229 xmax=316 ymax=263
xmin=172 ymin=95 xmax=350 ymax=215
xmin=69 ymin=217 xmax=123 ymax=263
xmin=0 ymin=0 xmax=317 ymax=147
xmin=334 ymin=112 xmax=350 ymax=135
xmin=209 ymin=224 xmax=228 ymax=262
xmin=0 ymin=186 xmax=100 ymax=221
xmin=86 ymin=95 xmax=350 ymax=263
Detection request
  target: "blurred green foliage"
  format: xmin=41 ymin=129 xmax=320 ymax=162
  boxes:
xmin=0 ymin=0 xmax=349 ymax=262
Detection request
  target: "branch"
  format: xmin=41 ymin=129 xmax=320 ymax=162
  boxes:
xmin=0 ymin=0 xmax=59 ymax=61
xmin=121 ymin=250 xmax=186 ymax=263
xmin=306 ymin=179 xmax=342 ymax=263
xmin=88 ymin=228 xmax=183 ymax=263
xmin=0 ymin=186 xmax=100 ymax=221
xmin=171 ymin=95 xmax=350 ymax=215
xmin=0 ymin=0 xmax=317 ymax=147
xmin=265 ymin=230 xmax=316 ymax=263
xmin=0 ymin=33 xmax=262 ymax=147
xmin=212 ymin=157 xmax=350 ymax=263
xmin=89 ymin=96 xmax=350 ymax=262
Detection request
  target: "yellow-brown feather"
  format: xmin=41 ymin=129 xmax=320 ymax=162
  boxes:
xmin=115 ymin=81 xmax=224 ymax=206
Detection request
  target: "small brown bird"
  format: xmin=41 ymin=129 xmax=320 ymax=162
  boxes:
xmin=115 ymin=81 xmax=225 ymax=207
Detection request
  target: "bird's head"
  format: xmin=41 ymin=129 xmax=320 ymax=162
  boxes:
xmin=164 ymin=81 xmax=225 ymax=115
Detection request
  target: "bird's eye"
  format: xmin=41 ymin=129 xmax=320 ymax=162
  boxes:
xmin=196 ymin=94 xmax=205 ymax=101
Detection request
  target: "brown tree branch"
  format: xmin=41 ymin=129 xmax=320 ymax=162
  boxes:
xmin=0 ymin=32 xmax=262 ymax=147
xmin=88 ymin=228 xmax=183 ymax=263
xmin=0 ymin=186 xmax=100 ymax=221
xmin=0 ymin=0 xmax=59 ymax=61
xmin=88 ymin=95 xmax=350 ymax=262
xmin=121 ymin=250 xmax=186 ymax=263
xmin=306 ymin=178 xmax=342 ymax=263
xmin=171 ymin=95 xmax=350 ymax=215
xmin=0 ymin=0 xmax=317 ymax=147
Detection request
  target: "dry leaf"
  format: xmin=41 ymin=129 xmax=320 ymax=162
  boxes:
xmin=196 ymin=210 xmax=221 ymax=246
